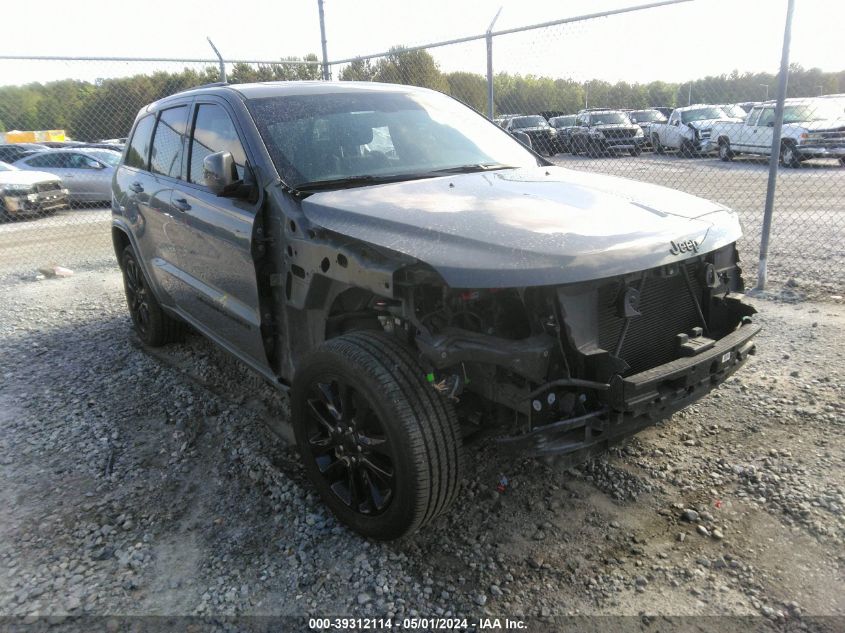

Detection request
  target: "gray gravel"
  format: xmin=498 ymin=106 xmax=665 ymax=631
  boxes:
xmin=0 ymin=266 xmax=843 ymax=629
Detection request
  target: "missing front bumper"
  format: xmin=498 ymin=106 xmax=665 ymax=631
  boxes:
xmin=497 ymin=322 xmax=760 ymax=456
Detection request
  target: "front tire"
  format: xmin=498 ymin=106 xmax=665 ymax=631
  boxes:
xmin=780 ymin=142 xmax=801 ymax=168
xmin=652 ymin=134 xmax=665 ymax=154
xmin=120 ymin=245 xmax=183 ymax=346
xmin=291 ymin=331 xmax=463 ymax=540
xmin=679 ymin=139 xmax=696 ymax=158
xmin=718 ymin=139 xmax=733 ymax=162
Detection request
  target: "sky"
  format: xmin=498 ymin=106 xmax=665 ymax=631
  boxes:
xmin=0 ymin=0 xmax=842 ymax=87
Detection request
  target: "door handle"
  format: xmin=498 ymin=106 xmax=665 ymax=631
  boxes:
xmin=130 ymin=182 xmax=144 ymax=193
xmin=173 ymin=198 xmax=191 ymax=212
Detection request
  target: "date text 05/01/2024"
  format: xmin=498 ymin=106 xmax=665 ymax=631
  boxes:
xmin=308 ymin=617 xmax=527 ymax=630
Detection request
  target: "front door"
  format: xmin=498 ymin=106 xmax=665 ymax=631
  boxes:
xmin=170 ymin=99 xmax=268 ymax=370
xmin=753 ymin=107 xmax=776 ymax=153
xmin=734 ymin=108 xmax=762 ymax=152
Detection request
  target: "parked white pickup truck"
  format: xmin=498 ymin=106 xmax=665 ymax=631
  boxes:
xmin=650 ymin=105 xmax=741 ymax=157
xmin=710 ymin=98 xmax=845 ymax=167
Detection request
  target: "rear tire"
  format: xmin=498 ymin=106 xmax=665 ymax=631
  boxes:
xmin=120 ymin=245 xmax=184 ymax=346
xmin=291 ymin=331 xmax=463 ymax=540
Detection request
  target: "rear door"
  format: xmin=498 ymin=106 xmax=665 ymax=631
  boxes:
xmin=114 ymin=109 xmax=186 ymax=303
xmin=170 ymin=98 xmax=268 ymax=369
xmin=21 ymin=153 xmax=79 ymax=196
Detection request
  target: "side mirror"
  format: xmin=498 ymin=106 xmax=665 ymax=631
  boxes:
xmin=511 ymin=131 xmax=533 ymax=149
xmin=672 ymin=120 xmax=679 ymax=126
xmin=767 ymin=121 xmax=774 ymax=127
xmin=203 ymin=151 xmax=236 ymax=195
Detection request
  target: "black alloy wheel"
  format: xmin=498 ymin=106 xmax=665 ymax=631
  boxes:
xmin=302 ymin=378 xmax=397 ymax=516
xmin=120 ymin=245 xmax=183 ymax=346
xmin=292 ymin=331 xmax=463 ymax=540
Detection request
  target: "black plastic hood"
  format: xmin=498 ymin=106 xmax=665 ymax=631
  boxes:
xmin=301 ymin=166 xmax=742 ymax=288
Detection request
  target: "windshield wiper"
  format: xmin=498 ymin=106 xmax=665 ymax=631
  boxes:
xmin=291 ymin=164 xmax=517 ymax=194
xmin=427 ymin=163 xmax=517 ymax=175
xmin=294 ymin=174 xmax=412 ymax=192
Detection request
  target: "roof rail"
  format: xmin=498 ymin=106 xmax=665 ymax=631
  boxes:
xmin=162 ymin=81 xmax=229 ymax=99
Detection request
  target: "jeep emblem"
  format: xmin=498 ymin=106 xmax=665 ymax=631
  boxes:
xmin=670 ymin=238 xmax=700 ymax=255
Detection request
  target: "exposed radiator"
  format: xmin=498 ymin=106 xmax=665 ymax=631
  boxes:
xmin=597 ymin=265 xmax=705 ymax=375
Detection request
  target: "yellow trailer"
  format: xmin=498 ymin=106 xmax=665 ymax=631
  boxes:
xmin=1 ymin=130 xmax=67 ymax=143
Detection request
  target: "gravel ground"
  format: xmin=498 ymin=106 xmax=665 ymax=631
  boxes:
xmin=1 ymin=265 xmax=843 ymax=632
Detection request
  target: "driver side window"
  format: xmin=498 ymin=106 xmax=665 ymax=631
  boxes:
xmin=757 ymin=108 xmax=775 ymax=127
xmin=67 ymin=154 xmax=101 ymax=169
xmin=188 ymin=104 xmax=247 ymax=185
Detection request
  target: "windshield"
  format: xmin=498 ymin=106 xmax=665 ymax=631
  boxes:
xmin=246 ymin=90 xmax=540 ymax=188
xmin=721 ymin=104 xmax=747 ymax=119
xmin=0 ymin=161 xmax=18 ymax=171
xmin=629 ymin=110 xmax=665 ymax=123
xmin=511 ymin=116 xmax=548 ymax=129
xmin=550 ymin=116 xmax=576 ymax=128
xmin=86 ymin=150 xmax=121 ymax=167
xmin=782 ymin=103 xmax=845 ymax=123
xmin=590 ymin=112 xmax=630 ymax=125
xmin=681 ymin=107 xmax=727 ymax=123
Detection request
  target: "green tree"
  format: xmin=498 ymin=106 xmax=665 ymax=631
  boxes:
xmin=340 ymin=59 xmax=375 ymax=82
xmin=373 ymin=48 xmax=448 ymax=91
xmin=444 ymin=71 xmax=486 ymax=112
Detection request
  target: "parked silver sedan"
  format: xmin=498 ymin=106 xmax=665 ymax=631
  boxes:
xmin=13 ymin=148 xmax=121 ymax=203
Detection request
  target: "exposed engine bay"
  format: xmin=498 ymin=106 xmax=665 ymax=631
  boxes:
xmin=388 ymin=242 xmax=758 ymax=456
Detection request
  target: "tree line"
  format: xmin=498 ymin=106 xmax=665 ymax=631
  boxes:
xmin=1 ymin=48 xmax=842 ymax=141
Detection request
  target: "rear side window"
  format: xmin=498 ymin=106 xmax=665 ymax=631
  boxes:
xmin=150 ymin=106 xmax=188 ymax=179
xmin=25 ymin=154 xmax=59 ymax=168
xmin=125 ymin=115 xmax=155 ymax=170
xmin=188 ymin=104 xmax=247 ymax=184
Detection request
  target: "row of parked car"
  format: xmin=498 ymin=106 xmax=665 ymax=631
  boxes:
xmin=0 ymin=139 xmax=125 ymax=220
xmin=495 ymin=94 xmax=845 ymax=167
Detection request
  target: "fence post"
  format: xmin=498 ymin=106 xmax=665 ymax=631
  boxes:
xmin=317 ymin=0 xmax=330 ymax=80
xmin=756 ymin=0 xmax=796 ymax=291
xmin=486 ymin=7 xmax=502 ymax=120
xmin=206 ymin=37 xmax=226 ymax=83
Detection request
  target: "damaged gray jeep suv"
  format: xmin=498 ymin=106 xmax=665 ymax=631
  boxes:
xmin=112 ymin=81 xmax=759 ymax=539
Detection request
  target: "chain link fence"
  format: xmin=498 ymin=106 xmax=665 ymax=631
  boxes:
xmin=0 ymin=5 xmax=843 ymax=294
xmin=327 ymin=8 xmax=845 ymax=295
xmin=0 ymin=57 xmax=321 ymax=275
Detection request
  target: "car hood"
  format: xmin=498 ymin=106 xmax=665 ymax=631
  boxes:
xmin=687 ymin=118 xmax=739 ymax=129
xmin=594 ymin=124 xmax=638 ymax=130
xmin=515 ymin=126 xmax=553 ymax=133
xmin=0 ymin=170 xmax=62 ymax=186
xmin=301 ymin=166 xmax=742 ymax=288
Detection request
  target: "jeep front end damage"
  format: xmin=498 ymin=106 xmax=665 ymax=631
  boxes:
xmin=404 ymin=243 xmax=758 ymax=456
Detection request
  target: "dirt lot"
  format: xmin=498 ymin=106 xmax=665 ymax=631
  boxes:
xmin=1 ymin=260 xmax=843 ymax=631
